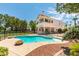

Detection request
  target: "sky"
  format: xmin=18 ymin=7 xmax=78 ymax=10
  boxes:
xmin=0 ymin=3 xmax=77 ymax=25
xmin=0 ymin=3 xmax=55 ymax=21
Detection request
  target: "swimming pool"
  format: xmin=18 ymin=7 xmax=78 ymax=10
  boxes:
xmin=16 ymin=36 xmax=62 ymax=44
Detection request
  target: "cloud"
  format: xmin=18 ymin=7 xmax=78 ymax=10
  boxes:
xmin=47 ymin=8 xmax=66 ymax=20
xmin=47 ymin=8 xmax=59 ymax=15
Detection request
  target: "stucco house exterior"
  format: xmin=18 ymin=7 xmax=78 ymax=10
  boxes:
xmin=36 ymin=11 xmax=65 ymax=34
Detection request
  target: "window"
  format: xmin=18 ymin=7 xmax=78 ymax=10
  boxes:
xmin=40 ymin=19 xmax=43 ymax=22
xmin=39 ymin=28 xmax=41 ymax=31
xmin=45 ymin=19 xmax=48 ymax=22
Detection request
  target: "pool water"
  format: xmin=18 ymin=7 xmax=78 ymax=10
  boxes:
xmin=16 ymin=36 xmax=61 ymax=44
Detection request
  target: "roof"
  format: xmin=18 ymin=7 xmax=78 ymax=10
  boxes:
xmin=36 ymin=11 xmax=50 ymax=20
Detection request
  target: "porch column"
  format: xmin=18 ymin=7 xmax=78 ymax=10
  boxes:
xmin=43 ymin=27 xmax=45 ymax=33
xmin=37 ymin=27 xmax=40 ymax=33
xmin=49 ymin=27 xmax=51 ymax=33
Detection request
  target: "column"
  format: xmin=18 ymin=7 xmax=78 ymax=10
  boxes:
xmin=49 ymin=27 xmax=51 ymax=33
xmin=37 ymin=27 xmax=39 ymax=33
xmin=43 ymin=27 xmax=45 ymax=33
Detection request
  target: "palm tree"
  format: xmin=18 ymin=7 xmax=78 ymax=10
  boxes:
xmin=0 ymin=14 xmax=4 ymax=27
xmin=20 ymin=20 xmax=27 ymax=32
xmin=1 ymin=16 xmax=7 ymax=39
xmin=29 ymin=21 xmax=36 ymax=33
xmin=0 ymin=15 xmax=3 ymax=33
xmin=0 ymin=13 xmax=28 ymax=36
xmin=73 ymin=16 xmax=78 ymax=27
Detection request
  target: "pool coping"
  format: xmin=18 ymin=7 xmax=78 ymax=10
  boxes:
xmin=0 ymin=37 xmax=69 ymax=56
xmin=0 ymin=34 xmax=68 ymax=56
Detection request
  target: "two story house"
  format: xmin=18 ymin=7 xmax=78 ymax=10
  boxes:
xmin=36 ymin=11 xmax=65 ymax=34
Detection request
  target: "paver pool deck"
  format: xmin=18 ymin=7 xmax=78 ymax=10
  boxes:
xmin=0 ymin=37 xmax=69 ymax=56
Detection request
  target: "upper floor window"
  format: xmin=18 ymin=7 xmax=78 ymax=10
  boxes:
xmin=40 ymin=18 xmax=43 ymax=22
xmin=45 ymin=19 xmax=48 ymax=22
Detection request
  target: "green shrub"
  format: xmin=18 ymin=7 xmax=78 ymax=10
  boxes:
xmin=63 ymin=27 xmax=79 ymax=42
xmin=0 ymin=46 xmax=8 ymax=56
xmin=57 ymin=28 xmax=63 ymax=33
xmin=63 ymin=28 xmax=68 ymax=33
xmin=70 ymin=43 xmax=79 ymax=56
xmin=45 ymin=29 xmax=49 ymax=34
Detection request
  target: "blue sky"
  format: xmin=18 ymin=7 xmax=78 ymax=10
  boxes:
xmin=0 ymin=3 xmax=56 ymax=21
xmin=0 ymin=3 xmax=76 ymax=25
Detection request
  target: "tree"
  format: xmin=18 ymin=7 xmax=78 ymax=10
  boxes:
xmin=73 ymin=16 xmax=78 ymax=27
xmin=0 ymin=14 xmax=4 ymax=24
xmin=0 ymin=14 xmax=28 ymax=33
xmin=56 ymin=3 xmax=79 ymax=13
xmin=0 ymin=14 xmax=4 ymax=32
xmin=29 ymin=21 xmax=36 ymax=33
xmin=56 ymin=3 xmax=79 ymax=27
xmin=20 ymin=20 xmax=27 ymax=32
xmin=57 ymin=28 xmax=63 ymax=33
